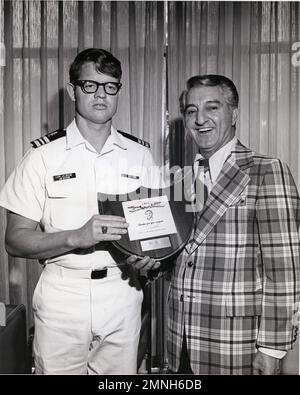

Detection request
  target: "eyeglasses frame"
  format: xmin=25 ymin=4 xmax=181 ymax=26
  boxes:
xmin=73 ymin=79 xmax=122 ymax=96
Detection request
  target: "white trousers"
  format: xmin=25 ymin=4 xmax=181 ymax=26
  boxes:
xmin=32 ymin=264 xmax=143 ymax=375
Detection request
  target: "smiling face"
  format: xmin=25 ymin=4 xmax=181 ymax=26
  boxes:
xmin=184 ymin=85 xmax=238 ymax=158
xmin=67 ymin=61 xmax=120 ymax=127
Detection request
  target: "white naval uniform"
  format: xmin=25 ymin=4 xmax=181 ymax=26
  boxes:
xmin=0 ymin=119 xmax=159 ymax=374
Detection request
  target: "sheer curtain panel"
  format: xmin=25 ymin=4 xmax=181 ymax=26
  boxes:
xmin=0 ymin=0 xmax=165 ymax=329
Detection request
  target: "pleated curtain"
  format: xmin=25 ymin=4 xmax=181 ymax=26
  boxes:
xmin=0 ymin=0 xmax=165 ymax=328
xmin=166 ymin=1 xmax=300 ymax=373
xmin=167 ymin=1 xmax=300 ymax=190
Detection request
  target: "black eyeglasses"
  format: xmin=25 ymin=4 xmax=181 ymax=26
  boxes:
xmin=73 ymin=80 xmax=122 ymax=95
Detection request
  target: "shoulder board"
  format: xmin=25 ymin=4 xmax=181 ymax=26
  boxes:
xmin=117 ymin=130 xmax=150 ymax=148
xmin=30 ymin=129 xmax=66 ymax=148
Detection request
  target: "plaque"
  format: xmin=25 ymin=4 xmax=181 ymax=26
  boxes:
xmin=98 ymin=183 xmax=194 ymax=262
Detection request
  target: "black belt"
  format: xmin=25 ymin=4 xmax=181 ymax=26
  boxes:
xmin=91 ymin=268 xmax=108 ymax=279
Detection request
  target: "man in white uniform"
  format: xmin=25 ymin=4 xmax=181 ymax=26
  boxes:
xmin=0 ymin=48 xmax=159 ymax=374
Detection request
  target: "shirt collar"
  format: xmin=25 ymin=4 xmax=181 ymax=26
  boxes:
xmin=194 ymin=136 xmax=238 ymax=183
xmin=66 ymin=119 xmax=86 ymax=150
xmin=99 ymin=127 xmax=127 ymax=156
xmin=66 ymin=119 xmax=127 ymax=153
xmin=110 ymin=127 xmax=127 ymax=150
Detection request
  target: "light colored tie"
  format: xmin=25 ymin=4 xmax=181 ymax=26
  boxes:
xmin=185 ymin=158 xmax=211 ymax=253
xmin=197 ymin=158 xmax=210 ymax=204
xmin=193 ymin=158 xmax=210 ymax=210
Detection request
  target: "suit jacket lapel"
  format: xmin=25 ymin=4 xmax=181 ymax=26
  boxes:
xmin=188 ymin=140 xmax=254 ymax=256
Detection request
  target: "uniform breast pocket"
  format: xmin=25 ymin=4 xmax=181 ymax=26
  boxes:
xmin=116 ymin=173 xmax=141 ymax=194
xmin=45 ymin=180 xmax=88 ymax=230
xmin=97 ymin=170 xmax=141 ymax=195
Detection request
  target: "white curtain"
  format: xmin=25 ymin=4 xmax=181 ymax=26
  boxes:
xmin=167 ymin=1 xmax=299 ymax=374
xmin=167 ymin=1 xmax=300 ymax=191
xmin=0 ymin=0 xmax=165 ymax=328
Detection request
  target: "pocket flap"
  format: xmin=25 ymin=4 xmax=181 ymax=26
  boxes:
xmin=225 ymin=292 xmax=262 ymax=317
xmin=225 ymin=303 xmax=262 ymax=317
xmin=46 ymin=180 xmax=77 ymax=198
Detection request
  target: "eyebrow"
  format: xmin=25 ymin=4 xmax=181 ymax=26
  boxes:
xmin=185 ymin=100 xmax=222 ymax=109
xmin=185 ymin=104 xmax=198 ymax=110
xmin=206 ymin=100 xmax=222 ymax=105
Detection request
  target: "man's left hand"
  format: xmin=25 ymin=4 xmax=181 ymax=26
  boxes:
xmin=252 ymin=350 xmax=281 ymax=375
xmin=127 ymin=255 xmax=160 ymax=277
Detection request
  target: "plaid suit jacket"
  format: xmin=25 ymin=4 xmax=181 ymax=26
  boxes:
xmin=167 ymin=140 xmax=300 ymax=374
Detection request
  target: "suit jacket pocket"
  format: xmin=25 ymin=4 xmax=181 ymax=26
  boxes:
xmin=225 ymin=289 xmax=262 ymax=317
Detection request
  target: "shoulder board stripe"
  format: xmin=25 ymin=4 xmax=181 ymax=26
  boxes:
xmin=117 ymin=130 xmax=150 ymax=148
xmin=44 ymin=135 xmax=51 ymax=144
xmin=30 ymin=129 xmax=66 ymax=148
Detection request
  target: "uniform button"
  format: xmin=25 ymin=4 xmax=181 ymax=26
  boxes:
xmin=187 ymin=261 xmax=193 ymax=267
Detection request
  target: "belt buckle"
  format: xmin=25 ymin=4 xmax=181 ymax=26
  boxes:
xmin=91 ymin=268 xmax=108 ymax=279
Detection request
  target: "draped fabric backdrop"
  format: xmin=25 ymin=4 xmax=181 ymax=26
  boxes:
xmin=0 ymin=1 xmax=299 ymax=373
xmin=166 ymin=1 xmax=300 ymax=374
xmin=167 ymin=1 xmax=300 ymax=189
xmin=0 ymin=0 xmax=165 ymax=329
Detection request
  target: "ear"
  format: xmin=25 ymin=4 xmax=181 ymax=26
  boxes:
xmin=66 ymin=83 xmax=76 ymax=102
xmin=116 ymin=85 xmax=122 ymax=100
xmin=231 ymin=108 xmax=238 ymax=126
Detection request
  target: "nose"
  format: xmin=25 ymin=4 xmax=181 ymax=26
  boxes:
xmin=195 ymin=109 xmax=207 ymax=125
xmin=94 ymin=84 xmax=106 ymax=98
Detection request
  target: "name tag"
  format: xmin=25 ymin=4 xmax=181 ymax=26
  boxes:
xmin=53 ymin=173 xmax=76 ymax=181
xmin=121 ymin=173 xmax=139 ymax=180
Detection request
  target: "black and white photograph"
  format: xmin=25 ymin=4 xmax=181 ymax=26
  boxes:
xmin=0 ymin=0 xmax=299 ymax=381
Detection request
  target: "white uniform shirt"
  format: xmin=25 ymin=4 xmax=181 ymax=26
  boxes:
xmin=0 ymin=120 xmax=159 ymax=270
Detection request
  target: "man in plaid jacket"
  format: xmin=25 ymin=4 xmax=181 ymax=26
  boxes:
xmin=133 ymin=74 xmax=300 ymax=374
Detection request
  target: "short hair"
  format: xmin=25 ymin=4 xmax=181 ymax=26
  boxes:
xmin=179 ymin=74 xmax=239 ymax=114
xmin=69 ymin=48 xmax=122 ymax=84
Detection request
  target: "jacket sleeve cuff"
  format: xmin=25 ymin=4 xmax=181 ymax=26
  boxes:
xmin=259 ymin=347 xmax=287 ymax=359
